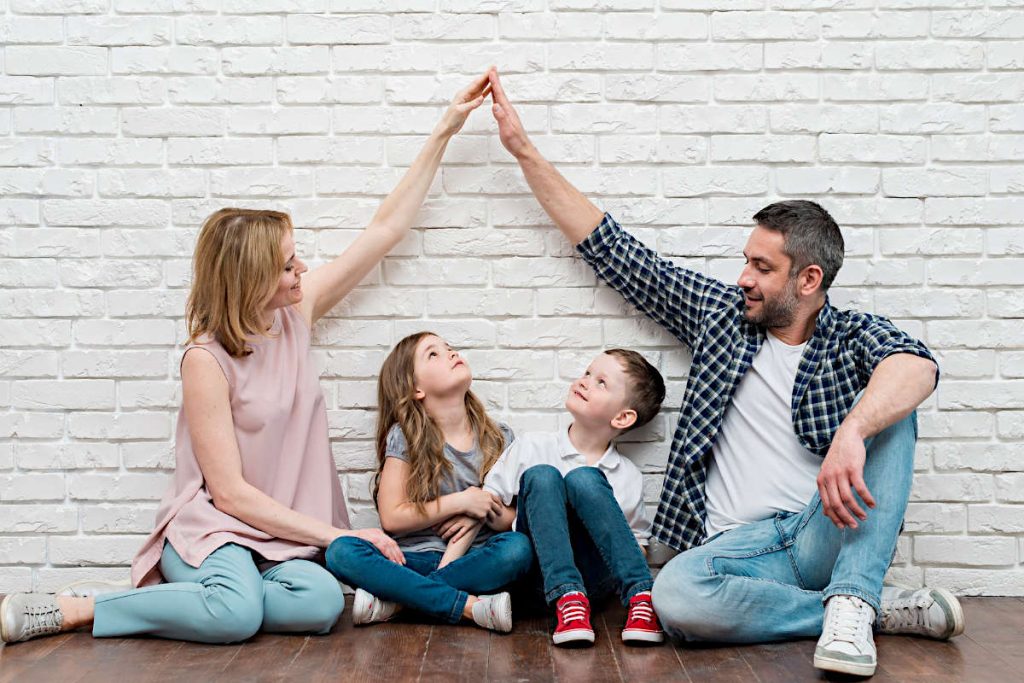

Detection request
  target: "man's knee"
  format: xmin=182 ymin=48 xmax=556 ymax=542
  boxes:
xmin=652 ymin=552 xmax=723 ymax=642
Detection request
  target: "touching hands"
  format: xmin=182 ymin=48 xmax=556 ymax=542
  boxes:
xmin=459 ymin=486 xmax=504 ymax=520
xmin=433 ymin=514 xmax=480 ymax=543
xmin=488 ymin=68 xmax=534 ymax=159
xmin=434 ymin=70 xmax=492 ymax=138
xmin=817 ymin=427 xmax=876 ymax=530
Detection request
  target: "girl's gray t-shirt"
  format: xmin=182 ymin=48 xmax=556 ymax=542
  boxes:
xmin=384 ymin=422 xmax=514 ymax=553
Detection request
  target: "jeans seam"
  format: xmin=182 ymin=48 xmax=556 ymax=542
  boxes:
xmin=447 ymin=590 xmax=469 ymax=624
xmin=546 ymin=581 xmax=586 ymax=604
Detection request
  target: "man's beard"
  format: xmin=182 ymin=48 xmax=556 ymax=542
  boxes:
xmin=744 ymin=278 xmax=799 ymax=328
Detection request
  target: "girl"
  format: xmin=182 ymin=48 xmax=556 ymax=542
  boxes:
xmin=1 ymin=73 xmax=492 ymax=646
xmin=326 ymin=332 xmax=534 ymax=632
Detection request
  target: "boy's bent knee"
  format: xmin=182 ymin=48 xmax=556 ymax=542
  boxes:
xmin=563 ymin=466 xmax=610 ymax=492
xmin=520 ymin=464 xmax=564 ymax=492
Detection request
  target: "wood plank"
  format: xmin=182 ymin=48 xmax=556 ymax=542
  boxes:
xmin=674 ymin=643 xmax=759 ymax=683
xmin=485 ymin=608 xmax=553 ymax=682
xmin=737 ymin=640 xmax=819 ymax=683
xmin=599 ymin=602 xmax=689 ymax=683
xmin=223 ymin=632 xmax=310 ymax=683
xmin=419 ymin=620 xmax=491 ymax=682
xmin=0 ymin=632 xmax=75 ymax=683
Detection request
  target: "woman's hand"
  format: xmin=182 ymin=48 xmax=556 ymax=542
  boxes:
xmin=458 ymin=486 xmax=503 ymax=520
xmin=340 ymin=528 xmax=406 ymax=565
xmin=434 ymin=70 xmax=492 ymax=138
xmin=433 ymin=514 xmax=480 ymax=544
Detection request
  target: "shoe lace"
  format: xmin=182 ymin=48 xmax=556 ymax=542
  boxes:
xmin=881 ymin=594 xmax=931 ymax=632
xmin=25 ymin=602 xmax=63 ymax=638
xmin=824 ymin=597 xmax=872 ymax=644
xmin=558 ymin=598 xmax=587 ymax=626
xmin=627 ymin=599 xmax=655 ymax=625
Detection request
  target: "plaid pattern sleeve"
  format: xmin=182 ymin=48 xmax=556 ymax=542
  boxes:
xmin=846 ymin=312 xmax=940 ymax=387
xmin=575 ymin=213 xmax=734 ymax=349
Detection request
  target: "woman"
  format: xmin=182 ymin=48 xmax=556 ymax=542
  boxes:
xmin=0 ymin=72 xmax=492 ymax=645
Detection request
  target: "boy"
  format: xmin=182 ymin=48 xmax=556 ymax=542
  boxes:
xmin=483 ymin=349 xmax=666 ymax=646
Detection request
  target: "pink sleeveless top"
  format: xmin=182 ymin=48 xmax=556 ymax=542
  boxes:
xmin=130 ymin=304 xmax=350 ymax=587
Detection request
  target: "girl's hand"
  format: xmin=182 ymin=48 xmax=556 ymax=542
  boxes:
xmin=459 ymin=486 xmax=503 ymax=520
xmin=343 ymin=528 xmax=406 ymax=565
xmin=434 ymin=514 xmax=478 ymax=543
xmin=434 ymin=70 xmax=492 ymax=138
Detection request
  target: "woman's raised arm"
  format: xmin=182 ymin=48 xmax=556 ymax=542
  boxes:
xmin=298 ymin=71 xmax=492 ymax=326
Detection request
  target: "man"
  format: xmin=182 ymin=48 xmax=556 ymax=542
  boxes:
xmin=485 ymin=68 xmax=963 ymax=677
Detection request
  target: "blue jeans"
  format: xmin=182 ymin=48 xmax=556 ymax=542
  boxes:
xmin=93 ymin=541 xmax=344 ymax=643
xmin=517 ymin=464 xmax=654 ymax=606
xmin=652 ymin=411 xmax=917 ymax=643
xmin=325 ymin=531 xmax=533 ymax=624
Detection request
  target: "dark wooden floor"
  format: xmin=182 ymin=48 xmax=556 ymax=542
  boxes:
xmin=0 ymin=597 xmax=1020 ymax=682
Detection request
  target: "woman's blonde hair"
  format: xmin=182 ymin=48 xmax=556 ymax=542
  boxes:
xmin=373 ymin=331 xmax=507 ymax=511
xmin=185 ymin=208 xmax=292 ymax=358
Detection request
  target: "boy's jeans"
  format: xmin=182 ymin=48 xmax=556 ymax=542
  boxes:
xmin=517 ymin=464 xmax=653 ymax=606
xmin=326 ymin=531 xmax=533 ymax=624
xmin=652 ymin=410 xmax=917 ymax=643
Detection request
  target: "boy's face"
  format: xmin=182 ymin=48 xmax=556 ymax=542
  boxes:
xmin=565 ymin=353 xmax=637 ymax=431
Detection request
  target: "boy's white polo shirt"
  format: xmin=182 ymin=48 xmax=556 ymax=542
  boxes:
xmin=483 ymin=427 xmax=652 ymax=546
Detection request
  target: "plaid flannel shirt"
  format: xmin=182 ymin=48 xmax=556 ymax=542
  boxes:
xmin=576 ymin=213 xmax=939 ymax=552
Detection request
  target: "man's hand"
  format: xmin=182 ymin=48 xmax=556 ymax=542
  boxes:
xmin=817 ymin=426 xmax=876 ymax=529
xmin=488 ymin=68 xmax=534 ymax=159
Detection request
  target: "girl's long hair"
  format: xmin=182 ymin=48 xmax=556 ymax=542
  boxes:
xmin=185 ymin=208 xmax=291 ymax=358
xmin=373 ymin=331 xmax=507 ymax=511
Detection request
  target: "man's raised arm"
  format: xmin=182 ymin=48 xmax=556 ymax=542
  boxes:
xmin=488 ymin=68 xmax=604 ymax=245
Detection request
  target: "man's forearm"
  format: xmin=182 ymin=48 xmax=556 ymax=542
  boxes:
xmin=516 ymin=146 xmax=605 ymax=246
xmin=839 ymin=353 xmax=938 ymax=441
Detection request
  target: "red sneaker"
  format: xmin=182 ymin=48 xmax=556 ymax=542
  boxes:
xmin=621 ymin=591 xmax=664 ymax=644
xmin=553 ymin=592 xmax=595 ymax=646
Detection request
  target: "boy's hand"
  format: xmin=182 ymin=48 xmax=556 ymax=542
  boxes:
xmin=459 ymin=486 xmax=503 ymax=519
xmin=434 ymin=514 xmax=479 ymax=543
xmin=488 ymin=68 xmax=534 ymax=159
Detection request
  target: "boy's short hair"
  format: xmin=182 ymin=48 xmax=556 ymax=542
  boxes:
xmin=604 ymin=349 xmax=665 ymax=430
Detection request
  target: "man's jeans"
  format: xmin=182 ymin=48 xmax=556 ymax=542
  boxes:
xmin=517 ymin=464 xmax=654 ymax=606
xmin=652 ymin=410 xmax=917 ymax=643
xmin=326 ymin=531 xmax=533 ymax=624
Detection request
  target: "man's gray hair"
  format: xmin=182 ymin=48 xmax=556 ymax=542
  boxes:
xmin=752 ymin=200 xmax=845 ymax=291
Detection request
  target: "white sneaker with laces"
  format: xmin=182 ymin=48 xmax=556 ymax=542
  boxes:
xmin=471 ymin=592 xmax=512 ymax=633
xmin=813 ymin=595 xmax=877 ymax=677
xmin=879 ymin=586 xmax=964 ymax=640
xmin=0 ymin=593 xmax=64 ymax=644
xmin=351 ymin=588 xmax=401 ymax=626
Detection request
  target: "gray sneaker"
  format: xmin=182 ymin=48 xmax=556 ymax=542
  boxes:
xmin=471 ymin=592 xmax=512 ymax=633
xmin=879 ymin=586 xmax=965 ymax=640
xmin=0 ymin=593 xmax=64 ymax=643
xmin=813 ymin=595 xmax=877 ymax=677
xmin=55 ymin=579 xmax=131 ymax=599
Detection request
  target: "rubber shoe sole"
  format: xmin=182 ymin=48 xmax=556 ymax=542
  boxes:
xmin=813 ymin=647 xmax=877 ymax=677
xmin=930 ymin=587 xmax=965 ymax=639
xmin=621 ymin=627 xmax=665 ymax=644
xmin=552 ymin=627 xmax=595 ymax=646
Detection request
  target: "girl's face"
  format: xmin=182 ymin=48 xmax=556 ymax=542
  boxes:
xmin=264 ymin=231 xmax=307 ymax=311
xmin=412 ymin=334 xmax=472 ymax=401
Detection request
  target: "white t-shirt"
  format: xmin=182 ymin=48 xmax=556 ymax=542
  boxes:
xmin=703 ymin=332 xmax=822 ymax=538
xmin=483 ymin=427 xmax=652 ymax=545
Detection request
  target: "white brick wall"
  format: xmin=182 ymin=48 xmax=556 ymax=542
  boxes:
xmin=1 ymin=2 xmax=1022 ymax=596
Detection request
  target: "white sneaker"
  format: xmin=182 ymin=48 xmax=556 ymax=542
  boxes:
xmin=879 ymin=586 xmax=964 ymax=640
xmin=471 ymin=592 xmax=512 ymax=633
xmin=1 ymin=593 xmax=64 ymax=643
xmin=351 ymin=588 xmax=401 ymax=626
xmin=814 ymin=595 xmax=877 ymax=677
xmin=55 ymin=579 xmax=131 ymax=599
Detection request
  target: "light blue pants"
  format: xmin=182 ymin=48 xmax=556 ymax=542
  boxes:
xmin=93 ymin=541 xmax=344 ymax=644
xmin=652 ymin=410 xmax=917 ymax=643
